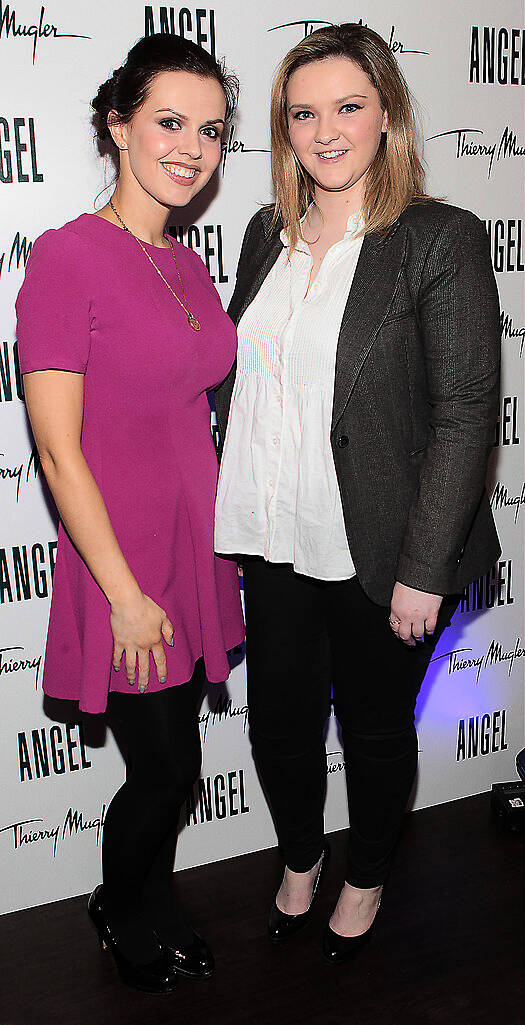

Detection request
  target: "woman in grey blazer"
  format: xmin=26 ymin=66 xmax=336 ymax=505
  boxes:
xmin=214 ymin=23 xmax=500 ymax=964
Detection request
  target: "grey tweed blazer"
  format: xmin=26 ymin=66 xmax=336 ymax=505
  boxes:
xmin=214 ymin=200 xmax=501 ymax=605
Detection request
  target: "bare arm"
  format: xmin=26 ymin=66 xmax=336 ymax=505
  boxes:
xmin=24 ymin=369 xmax=173 ymax=689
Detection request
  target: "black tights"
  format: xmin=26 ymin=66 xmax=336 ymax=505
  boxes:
xmin=243 ymin=558 xmax=459 ymax=887
xmin=102 ymin=660 xmax=204 ymax=961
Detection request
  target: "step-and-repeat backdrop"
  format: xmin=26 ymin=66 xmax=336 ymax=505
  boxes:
xmin=0 ymin=0 xmax=523 ymax=914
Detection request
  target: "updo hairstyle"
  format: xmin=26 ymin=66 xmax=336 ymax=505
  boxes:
xmin=92 ymin=32 xmax=238 ymax=144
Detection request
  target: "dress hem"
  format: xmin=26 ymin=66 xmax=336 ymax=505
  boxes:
xmin=43 ymin=629 xmax=246 ymax=715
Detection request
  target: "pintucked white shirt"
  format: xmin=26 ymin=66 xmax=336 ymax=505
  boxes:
xmin=214 ymin=211 xmax=364 ymax=580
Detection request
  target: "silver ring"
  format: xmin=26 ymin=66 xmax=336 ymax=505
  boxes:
xmin=389 ymin=618 xmax=400 ymax=626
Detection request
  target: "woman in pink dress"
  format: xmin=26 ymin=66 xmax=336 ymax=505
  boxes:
xmin=16 ymin=33 xmax=243 ymax=994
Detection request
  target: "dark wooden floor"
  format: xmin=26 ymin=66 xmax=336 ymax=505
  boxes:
xmin=1 ymin=793 xmax=524 ymax=1025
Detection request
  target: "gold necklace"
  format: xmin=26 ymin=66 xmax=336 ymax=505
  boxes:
xmin=108 ymin=198 xmax=201 ymax=332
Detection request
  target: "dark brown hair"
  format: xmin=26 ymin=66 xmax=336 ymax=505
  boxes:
xmin=92 ymin=33 xmax=238 ymax=143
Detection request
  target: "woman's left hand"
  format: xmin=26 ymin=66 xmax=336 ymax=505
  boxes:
xmin=389 ymin=582 xmax=443 ymax=647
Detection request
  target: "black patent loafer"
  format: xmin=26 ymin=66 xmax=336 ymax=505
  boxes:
xmin=162 ymin=930 xmax=215 ymax=978
xmin=87 ymin=885 xmax=178 ymax=994
xmin=268 ymin=842 xmax=330 ymax=943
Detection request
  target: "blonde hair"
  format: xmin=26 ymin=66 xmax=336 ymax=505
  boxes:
xmin=270 ymin=22 xmax=430 ymax=248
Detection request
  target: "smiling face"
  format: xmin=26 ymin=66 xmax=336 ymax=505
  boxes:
xmin=109 ymin=69 xmax=226 ymax=208
xmin=286 ymin=56 xmax=387 ymax=205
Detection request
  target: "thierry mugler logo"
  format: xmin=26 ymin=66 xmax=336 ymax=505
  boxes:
xmin=0 ymin=445 xmax=40 ymax=501
xmin=427 ymin=125 xmax=525 ymax=178
xmin=0 ymin=804 xmax=106 ymax=858
xmin=491 ymin=480 xmax=525 ymax=522
xmin=268 ymin=17 xmax=429 ymax=55
xmin=501 ymin=309 xmax=525 ymax=357
xmin=0 ymin=2 xmax=90 ymax=64
xmin=220 ymin=124 xmax=269 ymax=175
xmin=431 ymin=637 xmax=525 ymax=683
xmin=0 ymin=645 xmax=42 ymax=686
xmin=0 ymin=232 xmax=32 ymax=280
xmin=268 ymin=18 xmax=333 ymax=37
xmin=199 ymin=692 xmax=248 ymax=741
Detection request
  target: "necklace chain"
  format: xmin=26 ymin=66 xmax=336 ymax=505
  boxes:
xmin=108 ymin=198 xmax=201 ymax=332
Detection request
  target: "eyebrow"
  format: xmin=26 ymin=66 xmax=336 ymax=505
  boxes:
xmin=287 ymin=94 xmax=368 ymax=110
xmin=155 ymin=107 xmax=225 ymax=125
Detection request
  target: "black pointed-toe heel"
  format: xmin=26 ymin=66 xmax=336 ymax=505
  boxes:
xmin=161 ymin=930 xmax=215 ymax=978
xmin=322 ymin=893 xmax=381 ymax=965
xmin=322 ymin=921 xmax=374 ymax=964
xmin=87 ymin=885 xmax=178 ymax=993
xmin=268 ymin=842 xmax=330 ymax=943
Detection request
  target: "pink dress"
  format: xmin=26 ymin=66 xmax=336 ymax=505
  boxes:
xmin=16 ymin=214 xmax=244 ymax=713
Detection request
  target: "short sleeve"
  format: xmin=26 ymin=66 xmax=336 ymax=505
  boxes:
xmin=16 ymin=228 xmax=92 ymax=375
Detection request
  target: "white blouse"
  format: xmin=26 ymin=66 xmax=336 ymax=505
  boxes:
xmin=214 ymin=211 xmax=364 ymax=580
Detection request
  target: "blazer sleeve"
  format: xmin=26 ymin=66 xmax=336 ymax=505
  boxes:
xmin=395 ymin=210 xmax=501 ymax=594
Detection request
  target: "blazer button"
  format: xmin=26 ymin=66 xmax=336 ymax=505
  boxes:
xmin=337 ymin=435 xmax=349 ymax=448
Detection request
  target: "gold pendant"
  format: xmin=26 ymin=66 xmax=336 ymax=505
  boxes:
xmin=188 ymin=314 xmax=201 ymax=332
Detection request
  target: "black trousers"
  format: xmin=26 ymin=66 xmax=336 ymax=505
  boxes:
xmin=243 ymin=558 xmax=458 ymax=888
xmin=101 ymin=660 xmax=204 ymax=948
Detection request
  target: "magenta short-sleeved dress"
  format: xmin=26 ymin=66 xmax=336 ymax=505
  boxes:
xmin=16 ymin=214 xmax=244 ymax=714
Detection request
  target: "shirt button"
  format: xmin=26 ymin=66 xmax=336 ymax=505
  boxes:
xmin=337 ymin=435 xmax=349 ymax=448
xmin=268 ymin=479 xmax=274 ymax=488
xmin=273 ymin=436 xmax=280 ymax=446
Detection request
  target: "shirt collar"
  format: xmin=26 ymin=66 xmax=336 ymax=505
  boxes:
xmin=280 ymin=207 xmax=364 ymax=249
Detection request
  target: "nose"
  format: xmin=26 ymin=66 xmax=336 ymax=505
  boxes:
xmin=315 ymin=114 xmax=340 ymax=147
xmin=177 ymin=126 xmax=203 ymax=161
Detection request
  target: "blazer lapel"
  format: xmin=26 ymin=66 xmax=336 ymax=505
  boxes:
xmin=226 ymin=213 xmax=408 ymax=434
xmin=331 ymin=222 xmax=408 ymax=431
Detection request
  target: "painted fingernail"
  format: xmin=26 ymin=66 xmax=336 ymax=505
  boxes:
xmin=139 ymin=686 xmax=145 ymax=694
xmin=128 ymin=678 xmax=135 ymax=686
xmin=169 ymin=637 xmax=174 ymax=647
xmin=159 ymin=677 xmax=166 ymax=684
xmin=113 ymin=664 xmax=120 ymax=672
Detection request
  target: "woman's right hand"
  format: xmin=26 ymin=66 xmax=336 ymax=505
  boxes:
xmin=110 ymin=592 xmax=174 ymax=692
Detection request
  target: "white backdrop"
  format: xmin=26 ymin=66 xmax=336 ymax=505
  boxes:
xmin=0 ymin=0 xmax=523 ymax=915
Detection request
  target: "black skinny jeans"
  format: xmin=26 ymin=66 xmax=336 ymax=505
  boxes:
xmin=243 ymin=558 xmax=458 ymax=888
xmin=101 ymin=660 xmax=204 ymax=950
